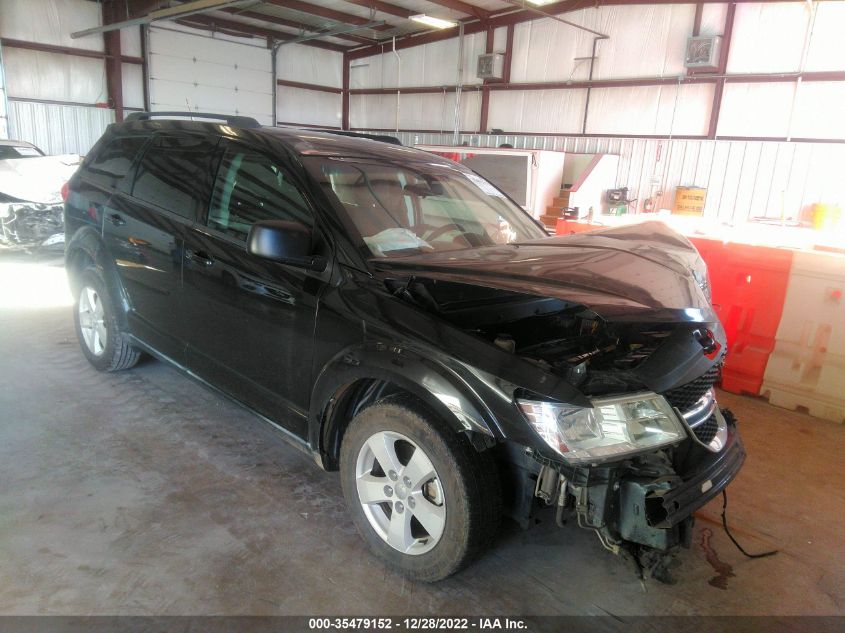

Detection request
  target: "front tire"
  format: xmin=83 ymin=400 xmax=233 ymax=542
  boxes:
xmin=73 ymin=268 xmax=140 ymax=372
xmin=340 ymin=395 xmax=501 ymax=581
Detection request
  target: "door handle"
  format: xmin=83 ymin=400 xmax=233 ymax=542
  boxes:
xmin=108 ymin=213 xmax=125 ymax=227
xmin=185 ymin=249 xmax=214 ymax=267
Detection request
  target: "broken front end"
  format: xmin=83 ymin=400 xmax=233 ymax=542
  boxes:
xmin=499 ymin=311 xmax=747 ymax=578
xmin=373 ymin=223 xmax=747 ymax=577
xmin=0 ymin=152 xmax=79 ymax=252
xmin=0 ymin=198 xmax=65 ymax=251
xmin=391 ymin=278 xmax=745 ymax=577
xmin=521 ymin=389 xmax=745 ymax=575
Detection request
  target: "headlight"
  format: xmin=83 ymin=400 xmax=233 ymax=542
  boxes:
xmin=517 ymin=392 xmax=687 ymax=464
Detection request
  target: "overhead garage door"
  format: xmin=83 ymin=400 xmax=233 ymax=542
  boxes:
xmin=148 ymin=25 xmax=273 ymax=125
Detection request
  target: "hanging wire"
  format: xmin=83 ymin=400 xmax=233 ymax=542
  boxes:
xmin=720 ymin=490 xmax=779 ymax=559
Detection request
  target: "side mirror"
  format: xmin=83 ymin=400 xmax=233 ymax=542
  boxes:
xmin=247 ymin=220 xmax=326 ymax=272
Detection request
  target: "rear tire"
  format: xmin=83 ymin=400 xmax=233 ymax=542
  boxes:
xmin=340 ymin=394 xmax=501 ymax=581
xmin=73 ymin=268 xmax=140 ymax=372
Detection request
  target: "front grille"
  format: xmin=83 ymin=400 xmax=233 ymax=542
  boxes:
xmin=693 ymin=414 xmax=719 ymax=444
xmin=662 ymin=364 xmax=722 ymax=444
xmin=662 ymin=364 xmax=720 ymax=412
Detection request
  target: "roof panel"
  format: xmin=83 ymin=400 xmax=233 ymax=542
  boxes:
xmin=241 ymin=2 xmax=410 ymax=38
xmin=197 ymin=0 xmax=521 ymax=48
xmin=232 ymin=4 xmax=335 ymax=29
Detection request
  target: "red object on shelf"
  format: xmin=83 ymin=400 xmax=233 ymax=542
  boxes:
xmin=689 ymin=237 xmax=794 ymax=396
xmin=555 ymin=219 xmax=600 ymax=235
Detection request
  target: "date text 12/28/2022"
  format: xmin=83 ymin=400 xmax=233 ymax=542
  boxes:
xmin=308 ymin=618 xmax=528 ymax=630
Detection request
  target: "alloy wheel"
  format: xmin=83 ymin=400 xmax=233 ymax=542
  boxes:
xmin=355 ymin=430 xmax=446 ymax=555
xmin=78 ymin=286 xmax=107 ymax=357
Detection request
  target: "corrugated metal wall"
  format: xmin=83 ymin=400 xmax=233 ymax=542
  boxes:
xmin=374 ymin=131 xmax=845 ymax=223
xmin=350 ymin=3 xmax=845 ymax=140
xmin=276 ymin=44 xmax=343 ymax=128
xmin=8 ymin=100 xmax=114 ymax=155
xmin=0 ymin=0 xmax=137 ymax=153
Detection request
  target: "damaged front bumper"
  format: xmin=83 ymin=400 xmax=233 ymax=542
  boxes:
xmin=0 ymin=202 xmax=65 ymax=251
xmin=524 ymin=409 xmax=745 ymax=558
xmin=642 ymin=410 xmax=745 ymax=530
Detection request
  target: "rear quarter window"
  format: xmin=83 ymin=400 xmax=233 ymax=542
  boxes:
xmin=83 ymin=136 xmax=147 ymax=190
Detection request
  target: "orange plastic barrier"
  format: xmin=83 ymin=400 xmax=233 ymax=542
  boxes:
xmin=689 ymin=238 xmax=794 ymax=395
xmin=555 ymin=219 xmax=601 ymax=235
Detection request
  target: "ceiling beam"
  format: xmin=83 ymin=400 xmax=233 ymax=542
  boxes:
xmin=275 ymin=20 xmax=385 ymax=46
xmin=222 ymin=8 xmax=379 ymax=44
xmin=421 ymin=0 xmax=490 ymax=20
xmin=179 ymin=14 xmax=350 ymax=51
xmin=262 ymin=0 xmax=395 ymax=32
xmin=336 ymin=0 xmax=491 ymax=23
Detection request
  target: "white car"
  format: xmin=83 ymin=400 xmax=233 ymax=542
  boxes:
xmin=0 ymin=139 xmax=81 ymax=251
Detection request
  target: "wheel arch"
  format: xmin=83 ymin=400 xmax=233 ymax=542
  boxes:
xmin=65 ymin=226 xmax=131 ymax=324
xmin=310 ymin=343 xmax=499 ymax=471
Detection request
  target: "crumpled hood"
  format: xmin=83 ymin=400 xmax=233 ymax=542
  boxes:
xmin=373 ymin=221 xmax=715 ymax=323
xmin=0 ymin=155 xmax=81 ymax=204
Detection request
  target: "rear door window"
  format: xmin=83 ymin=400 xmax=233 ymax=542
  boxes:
xmin=84 ymin=136 xmax=147 ymax=190
xmin=207 ymin=142 xmax=311 ymax=241
xmin=132 ymin=134 xmax=218 ymax=220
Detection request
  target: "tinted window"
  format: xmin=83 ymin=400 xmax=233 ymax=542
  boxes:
xmin=0 ymin=144 xmax=43 ymax=159
xmin=207 ymin=143 xmax=311 ymax=241
xmin=132 ymin=134 xmax=218 ymax=220
xmin=84 ymin=136 xmax=146 ymax=189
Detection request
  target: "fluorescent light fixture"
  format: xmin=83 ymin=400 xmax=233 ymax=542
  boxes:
xmin=524 ymin=0 xmax=558 ymax=5
xmin=409 ymin=14 xmax=457 ymax=29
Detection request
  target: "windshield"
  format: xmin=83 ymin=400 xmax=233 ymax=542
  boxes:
xmin=306 ymin=157 xmax=547 ymax=258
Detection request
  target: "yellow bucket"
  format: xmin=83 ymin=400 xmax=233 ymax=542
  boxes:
xmin=674 ymin=187 xmax=707 ymax=216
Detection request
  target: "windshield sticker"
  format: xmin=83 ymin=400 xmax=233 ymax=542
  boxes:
xmin=465 ymin=173 xmax=505 ymax=197
xmin=364 ymin=228 xmax=433 ymax=257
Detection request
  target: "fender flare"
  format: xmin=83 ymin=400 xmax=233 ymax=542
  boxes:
xmin=309 ymin=341 xmax=499 ymax=468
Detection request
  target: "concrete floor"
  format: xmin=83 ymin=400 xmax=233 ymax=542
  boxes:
xmin=0 ymin=255 xmax=843 ymax=616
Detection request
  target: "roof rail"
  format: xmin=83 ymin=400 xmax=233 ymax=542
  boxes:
xmin=318 ymin=130 xmax=402 ymax=146
xmin=125 ymin=111 xmax=261 ymax=129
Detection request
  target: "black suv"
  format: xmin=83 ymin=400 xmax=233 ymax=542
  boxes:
xmin=64 ymin=112 xmax=745 ymax=582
